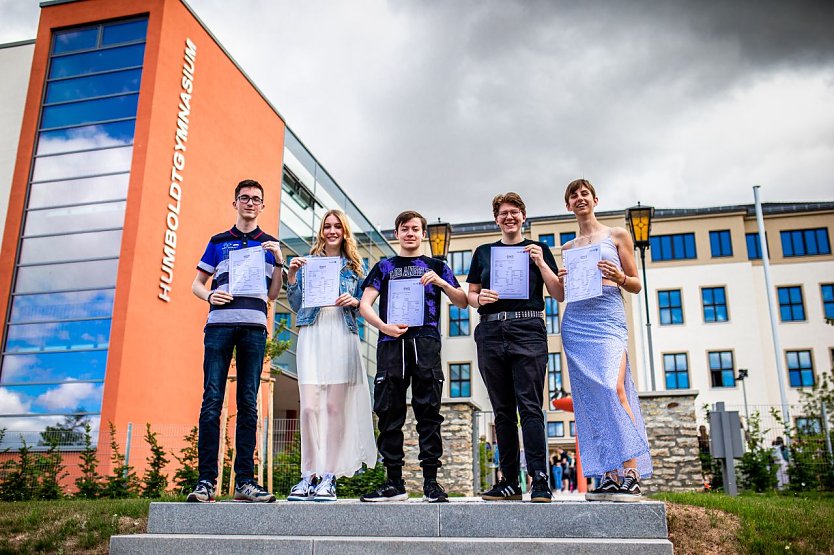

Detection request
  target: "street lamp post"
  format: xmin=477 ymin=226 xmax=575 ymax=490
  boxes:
xmin=427 ymin=218 xmax=452 ymax=260
xmin=625 ymin=202 xmax=656 ymax=391
xmin=737 ymin=368 xmax=750 ymax=425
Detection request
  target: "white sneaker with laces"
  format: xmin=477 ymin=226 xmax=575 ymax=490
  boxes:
xmin=287 ymin=477 xmax=316 ymax=501
xmin=313 ymin=476 xmax=337 ymax=502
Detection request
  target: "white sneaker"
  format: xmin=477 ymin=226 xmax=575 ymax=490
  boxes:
xmin=287 ymin=477 xmax=316 ymax=501
xmin=313 ymin=476 xmax=337 ymax=502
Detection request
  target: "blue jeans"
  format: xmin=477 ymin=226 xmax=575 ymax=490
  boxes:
xmin=553 ymin=465 xmax=563 ymax=491
xmin=197 ymin=325 xmax=266 ymax=485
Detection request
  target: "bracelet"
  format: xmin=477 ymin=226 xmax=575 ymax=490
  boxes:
xmin=275 ymin=262 xmax=284 ymax=268
xmin=619 ymin=274 xmax=627 ymax=287
xmin=476 ymin=292 xmax=482 ymax=307
xmin=206 ymin=291 xmax=214 ymax=304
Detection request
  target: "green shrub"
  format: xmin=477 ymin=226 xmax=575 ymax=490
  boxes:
xmin=141 ymin=423 xmax=169 ymax=498
xmin=75 ymin=422 xmax=103 ymax=499
xmin=172 ymin=426 xmax=199 ymax=495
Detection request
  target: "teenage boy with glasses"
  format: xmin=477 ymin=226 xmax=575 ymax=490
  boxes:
xmin=186 ymin=179 xmax=284 ymax=503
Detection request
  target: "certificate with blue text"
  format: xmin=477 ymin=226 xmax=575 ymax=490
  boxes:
xmin=490 ymin=246 xmax=529 ymax=299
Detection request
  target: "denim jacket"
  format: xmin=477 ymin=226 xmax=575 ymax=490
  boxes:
xmin=286 ymin=256 xmax=362 ymax=334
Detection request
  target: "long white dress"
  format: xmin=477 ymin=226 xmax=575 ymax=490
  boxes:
xmin=296 ymin=306 xmax=377 ymax=478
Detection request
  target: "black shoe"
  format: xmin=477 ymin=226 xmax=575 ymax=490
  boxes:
xmin=609 ymin=473 xmax=642 ymax=502
xmin=360 ymin=479 xmax=408 ymax=502
xmin=586 ymin=474 xmax=621 ymax=502
xmin=530 ymin=471 xmax=552 ymax=503
xmin=423 ymin=480 xmax=449 ymax=503
xmin=481 ymin=478 xmax=522 ymax=501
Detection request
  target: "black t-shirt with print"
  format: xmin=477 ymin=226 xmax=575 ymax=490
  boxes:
xmin=362 ymin=255 xmax=460 ymax=343
xmin=466 ymin=239 xmax=558 ymax=314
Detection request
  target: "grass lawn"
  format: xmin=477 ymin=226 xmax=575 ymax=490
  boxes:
xmin=0 ymin=498 xmax=152 ymax=554
xmin=653 ymin=491 xmax=834 ymax=555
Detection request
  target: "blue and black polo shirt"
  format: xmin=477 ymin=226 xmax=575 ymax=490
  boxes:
xmin=197 ymin=225 xmax=278 ymax=329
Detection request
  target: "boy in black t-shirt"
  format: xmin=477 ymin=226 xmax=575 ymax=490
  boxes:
xmin=358 ymin=210 xmax=468 ymax=503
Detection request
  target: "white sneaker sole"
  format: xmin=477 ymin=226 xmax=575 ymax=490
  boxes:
xmin=287 ymin=495 xmax=315 ymax=501
xmin=360 ymin=493 xmax=408 ymax=502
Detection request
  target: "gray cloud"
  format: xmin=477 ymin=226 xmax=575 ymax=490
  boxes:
xmin=3 ymin=0 xmax=833 ymax=226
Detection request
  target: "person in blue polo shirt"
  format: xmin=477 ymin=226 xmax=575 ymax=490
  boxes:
xmin=186 ymin=179 xmax=284 ymax=503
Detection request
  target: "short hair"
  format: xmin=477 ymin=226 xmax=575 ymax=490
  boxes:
xmin=564 ymin=178 xmax=596 ymax=204
xmin=235 ymin=179 xmax=264 ymax=200
xmin=492 ymin=192 xmax=526 ymax=218
xmin=394 ymin=210 xmax=427 ymax=233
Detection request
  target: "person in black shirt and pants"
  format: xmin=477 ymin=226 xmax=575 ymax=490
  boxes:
xmin=468 ymin=192 xmax=561 ymax=503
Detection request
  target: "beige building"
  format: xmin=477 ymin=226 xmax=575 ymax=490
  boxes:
xmin=387 ymin=201 xmax=834 ymax=454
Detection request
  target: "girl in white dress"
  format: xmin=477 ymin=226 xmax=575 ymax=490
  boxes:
xmin=285 ymin=210 xmax=377 ymax=501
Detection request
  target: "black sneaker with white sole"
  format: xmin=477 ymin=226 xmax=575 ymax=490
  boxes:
xmin=360 ymin=479 xmax=408 ymax=502
xmin=530 ymin=471 xmax=553 ymax=503
xmin=481 ymin=478 xmax=522 ymax=501
xmin=608 ymin=474 xmax=642 ymax=502
xmin=186 ymin=480 xmax=215 ymax=503
xmin=585 ymin=474 xmax=621 ymax=502
xmin=423 ymin=480 xmax=449 ymax=503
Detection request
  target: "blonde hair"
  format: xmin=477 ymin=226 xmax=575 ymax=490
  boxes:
xmin=310 ymin=209 xmax=364 ymax=276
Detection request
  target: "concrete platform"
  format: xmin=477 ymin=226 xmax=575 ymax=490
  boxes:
xmin=146 ymin=499 xmax=668 ymax=538
xmin=110 ymin=498 xmax=673 ymax=554
xmin=111 ymin=534 xmax=674 ymax=554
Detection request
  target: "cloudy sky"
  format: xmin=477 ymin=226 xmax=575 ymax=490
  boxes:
xmin=2 ymin=0 xmax=833 ymax=226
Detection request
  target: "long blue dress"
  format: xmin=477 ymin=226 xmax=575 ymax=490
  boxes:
xmin=561 ymin=237 xmax=653 ymax=479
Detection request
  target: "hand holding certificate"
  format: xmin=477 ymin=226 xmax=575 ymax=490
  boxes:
xmin=562 ymin=244 xmax=603 ymax=303
xmin=229 ymin=246 xmax=267 ymax=296
xmin=387 ymin=278 xmax=425 ymax=327
xmin=301 ymin=256 xmax=341 ymax=308
xmin=490 ymin=246 xmax=529 ymax=299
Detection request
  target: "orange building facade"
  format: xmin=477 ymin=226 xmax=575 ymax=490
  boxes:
xmin=0 ymin=0 xmax=393 ymax=475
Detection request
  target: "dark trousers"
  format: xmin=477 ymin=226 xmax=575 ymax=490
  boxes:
xmin=373 ymin=337 xmax=444 ymax=474
xmin=197 ymin=325 xmax=266 ymax=485
xmin=475 ymin=317 xmax=548 ymax=480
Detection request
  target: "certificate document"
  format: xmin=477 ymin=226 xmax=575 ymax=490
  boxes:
xmin=229 ymin=246 xmax=267 ymax=296
xmin=490 ymin=246 xmax=529 ymax=299
xmin=387 ymin=278 xmax=425 ymax=327
xmin=302 ymin=256 xmax=341 ymax=308
xmin=563 ymin=244 xmax=603 ymax=303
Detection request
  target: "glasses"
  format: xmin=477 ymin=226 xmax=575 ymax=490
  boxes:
xmin=237 ymin=195 xmax=263 ymax=205
xmin=497 ymin=209 xmax=522 ymax=219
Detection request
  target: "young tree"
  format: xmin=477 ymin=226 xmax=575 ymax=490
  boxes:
xmin=0 ymin=437 xmax=38 ymax=501
xmin=141 ymin=423 xmax=169 ymax=498
xmin=172 ymin=426 xmax=199 ymax=495
xmin=36 ymin=434 xmax=67 ymax=500
xmin=101 ymin=422 xmax=138 ymax=498
xmin=74 ymin=422 xmax=102 ymax=499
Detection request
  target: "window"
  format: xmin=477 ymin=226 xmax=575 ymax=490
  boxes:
xmin=746 ymin=232 xmax=765 ymax=260
xmin=569 ymin=421 xmax=576 ymax=436
xmin=449 ymin=305 xmax=470 ymax=337
xmin=0 ymin=17 xmax=148 ymax=445
xmin=663 ymin=353 xmax=689 ymax=390
xmin=821 ymin=284 xmax=834 ymax=320
xmin=449 ymin=363 xmax=471 ymax=398
xmin=538 ymin=234 xmax=555 ymax=247
xmin=547 ymin=422 xmax=565 ymax=438
xmin=560 ymin=232 xmax=576 ymax=245
xmin=708 ymin=351 xmax=735 ymax=388
xmin=777 ymin=286 xmax=805 ymax=322
xmin=780 ymin=228 xmax=831 ymax=257
xmin=547 ymin=353 xmax=563 ymax=400
xmin=709 ymin=230 xmax=733 ymax=257
xmin=796 ymin=417 xmax=822 ymax=435
xmin=545 ymin=297 xmax=560 ymax=334
xmin=274 ymin=312 xmax=292 ymax=341
xmin=658 ymin=290 xmax=684 ymax=325
xmin=702 ymin=287 xmax=728 ymax=323
xmin=448 ymin=250 xmax=472 ymax=276
xmin=650 ymin=233 xmax=696 ymax=261
xmin=786 ymin=350 xmax=814 ymax=388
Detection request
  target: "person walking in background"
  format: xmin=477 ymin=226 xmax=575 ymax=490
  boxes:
xmin=358 ymin=210 xmax=468 ymax=503
xmin=554 ymin=178 xmax=653 ymax=502
xmin=187 ymin=179 xmax=284 ymax=503
xmin=550 ymin=452 xmax=563 ymax=491
xmin=561 ymin=449 xmax=571 ymax=493
xmin=469 ymin=192 xmax=561 ymax=503
xmin=285 ymin=209 xmax=377 ymax=502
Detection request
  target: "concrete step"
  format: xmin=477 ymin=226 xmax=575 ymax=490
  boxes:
xmin=146 ymin=499 xmax=669 ymax=539
xmin=110 ymin=534 xmax=674 ymax=554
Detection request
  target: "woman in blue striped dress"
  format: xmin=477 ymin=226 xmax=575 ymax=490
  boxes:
xmin=554 ymin=179 xmax=652 ymax=502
